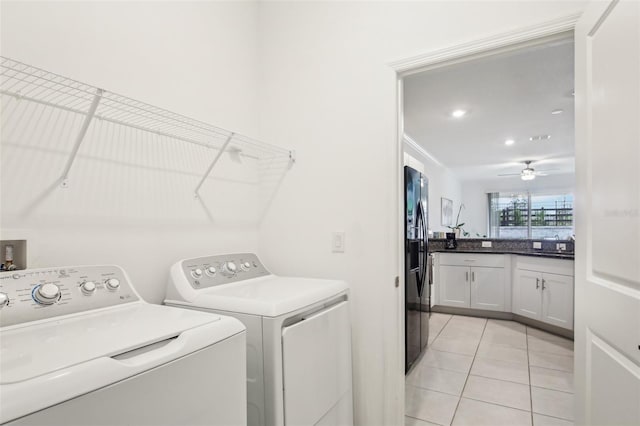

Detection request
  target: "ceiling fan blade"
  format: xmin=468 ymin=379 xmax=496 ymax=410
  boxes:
xmin=497 ymin=173 xmax=521 ymax=176
xmin=536 ymin=168 xmax=558 ymax=172
xmin=535 ymin=172 xmax=549 ymax=176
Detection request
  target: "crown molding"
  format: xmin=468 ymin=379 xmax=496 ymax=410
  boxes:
xmin=390 ymin=13 xmax=581 ymax=75
xmin=402 ymin=133 xmax=445 ymax=168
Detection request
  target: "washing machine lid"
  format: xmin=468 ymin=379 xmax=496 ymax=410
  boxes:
xmin=0 ymin=303 xmax=234 ymax=384
xmin=182 ymin=276 xmax=348 ymax=317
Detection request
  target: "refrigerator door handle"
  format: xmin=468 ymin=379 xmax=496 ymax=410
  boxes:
xmin=416 ymin=201 xmax=427 ymax=295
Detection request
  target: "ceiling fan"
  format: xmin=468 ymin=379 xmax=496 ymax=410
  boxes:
xmin=498 ymin=160 xmax=555 ymax=181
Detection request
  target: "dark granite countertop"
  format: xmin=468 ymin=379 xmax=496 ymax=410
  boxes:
xmin=427 ymin=238 xmax=575 ymax=260
xmin=430 ymin=248 xmax=574 ymax=260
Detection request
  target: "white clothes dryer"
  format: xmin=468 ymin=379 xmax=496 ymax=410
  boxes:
xmin=0 ymin=265 xmax=246 ymax=426
xmin=164 ymin=253 xmax=353 ymax=426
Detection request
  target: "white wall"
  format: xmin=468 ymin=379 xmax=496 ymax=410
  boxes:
xmin=0 ymin=1 xmax=262 ymax=303
xmin=404 ymin=137 xmax=463 ymax=234
xmin=461 ymin=173 xmax=576 ymax=236
xmin=255 ymin=2 xmax=587 ymax=424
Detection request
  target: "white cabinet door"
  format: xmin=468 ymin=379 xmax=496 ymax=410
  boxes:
xmin=541 ymin=272 xmax=574 ymax=330
xmin=514 ymin=269 xmax=542 ymax=321
xmin=470 ymin=266 xmax=505 ymax=312
xmin=439 ymin=265 xmax=470 ymax=308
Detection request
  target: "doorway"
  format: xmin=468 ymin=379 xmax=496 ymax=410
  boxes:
xmin=393 ymin=18 xmax=579 ymax=426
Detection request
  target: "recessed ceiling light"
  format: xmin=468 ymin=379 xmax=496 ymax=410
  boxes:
xmin=451 ymin=109 xmax=467 ymax=118
xmin=551 ymin=109 xmax=564 ymax=115
xmin=530 ymin=134 xmax=551 ymax=141
xmin=505 ymin=139 xmax=515 ymax=146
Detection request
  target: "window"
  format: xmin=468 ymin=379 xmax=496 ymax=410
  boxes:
xmin=488 ymin=192 xmax=574 ymax=239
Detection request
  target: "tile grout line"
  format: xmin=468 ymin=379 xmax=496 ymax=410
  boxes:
xmin=526 ymin=325 xmax=534 ymax=426
xmin=424 ymin=347 xmax=476 ymax=358
xmin=407 ymin=315 xmax=453 ymax=378
xmin=465 ymin=372 xmax=530 ymax=387
xmin=530 ymin=384 xmax=575 ymax=395
xmin=449 ymin=316 xmax=489 ymax=426
xmin=405 ymin=314 xmax=457 ymax=425
xmin=405 ymin=413 xmax=447 ymax=426
xmin=432 ymin=314 xmax=455 ymax=343
xmin=527 ymin=360 xmax=574 ymax=374
xmin=406 ymin=380 xmax=464 ymax=397
xmin=461 ymin=394 xmax=532 ymax=414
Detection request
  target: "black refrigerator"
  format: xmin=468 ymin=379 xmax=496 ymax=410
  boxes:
xmin=404 ymin=166 xmax=430 ymax=373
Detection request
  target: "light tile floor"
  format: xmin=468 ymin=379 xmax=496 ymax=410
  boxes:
xmin=406 ymin=313 xmax=574 ymax=426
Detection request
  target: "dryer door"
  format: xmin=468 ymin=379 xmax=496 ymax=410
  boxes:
xmin=281 ymin=301 xmax=353 ymax=426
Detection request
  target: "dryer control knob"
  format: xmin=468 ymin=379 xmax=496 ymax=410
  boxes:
xmin=191 ymin=269 xmax=203 ymax=279
xmin=105 ymin=278 xmax=121 ymax=291
xmin=206 ymin=266 xmax=216 ymax=276
xmin=241 ymin=262 xmax=251 ymax=271
xmin=221 ymin=261 xmax=237 ymax=277
xmin=0 ymin=292 xmax=9 ymax=308
xmin=81 ymin=281 xmax=97 ymax=295
xmin=34 ymin=283 xmax=60 ymax=305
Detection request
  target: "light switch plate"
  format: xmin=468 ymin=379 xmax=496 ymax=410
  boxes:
xmin=533 ymin=241 xmax=542 ymax=249
xmin=481 ymin=241 xmax=492 ymax=248
xmin=556 ymin=243 xmax=566 ymax=251
xmin=332 ymin=232 xmax=345 ymax=253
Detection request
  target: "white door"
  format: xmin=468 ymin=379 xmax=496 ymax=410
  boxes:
xmin=575 ymin=2 xmax=640 ymax=425
xmin=541 ymin=272 xmax=574 ymax=330
xmin=439 ymin=265 xmax=470 ymax=308
xmin=513 ymin=269 xmax=542 ymax=320
xmin=470 ymin=266 xmax=505 ymax=312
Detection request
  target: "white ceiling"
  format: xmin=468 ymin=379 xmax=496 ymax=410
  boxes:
xmin=403 ymin=37 xmax=575 ymax=185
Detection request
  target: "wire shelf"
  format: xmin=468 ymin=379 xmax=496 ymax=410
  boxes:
xmin=0 ymin=56 xmax=294 ymax=194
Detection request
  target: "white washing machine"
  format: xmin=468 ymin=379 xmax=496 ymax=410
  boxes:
xmin=164 ymin=253 xmax=353 ymax=426
xmin=0 ymin=265 xmax=247 ymax=426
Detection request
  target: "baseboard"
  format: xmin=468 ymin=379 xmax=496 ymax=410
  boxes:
xmin=431 ymin=305 xmax=574 ymax=340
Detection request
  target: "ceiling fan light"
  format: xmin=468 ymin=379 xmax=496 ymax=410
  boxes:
xmin=521 ymin=171 xmax=536 ymax=181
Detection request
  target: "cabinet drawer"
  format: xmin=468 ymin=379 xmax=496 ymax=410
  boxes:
xmin=515 ymin=256 xmax=574 ymax=277
xmin=439 ymin=253 xmax=505 ymax=268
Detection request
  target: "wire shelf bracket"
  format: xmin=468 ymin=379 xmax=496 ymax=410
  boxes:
xmin=194 ymin=132 xmax=235 ymax=199
xmin=60 ymin=87 xmax=104 ymax=188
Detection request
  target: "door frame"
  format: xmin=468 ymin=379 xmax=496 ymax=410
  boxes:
xmin=389 ymin=13 xmax=580 ymax=424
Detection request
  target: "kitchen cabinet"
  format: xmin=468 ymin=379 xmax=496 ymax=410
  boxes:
xmin=435 ymin=254 xmax=509 ymax=312
xmin=513 ymin=257 xmax=574 ymax=330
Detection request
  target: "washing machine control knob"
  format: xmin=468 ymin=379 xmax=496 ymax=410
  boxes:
xmin=81 ymin=281 xmax=97 ymax=295
xmin=0 ymin=292 xmax=9 ymax=308
xmin=105 ymin=278 xmax=121 ymax=291
xmin=191 ymin=269 xmax=203 ymax=279
xmin=241 ymin=262 xmax=251 ymax=271
xmin=221 ymin=261 xmax=237 ymax=277
xmin=206 ymin=266 xmax=217 ymax=276
xmin=34 ymin=283 xmax=61 ymax=305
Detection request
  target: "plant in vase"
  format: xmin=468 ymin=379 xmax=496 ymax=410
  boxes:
xmin=447 ymin=204 xmax=469 ymax=238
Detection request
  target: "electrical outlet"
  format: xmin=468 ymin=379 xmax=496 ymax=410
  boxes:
xmin=533 ymin=241 xmax=542 ymax=249
xmin=556 ymin=243 xmax=566 ymax=251
xmin=332 ymin=232 xmax=345 ymax=253
xmin=481 ymin=241 xmax=492 ymax=248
